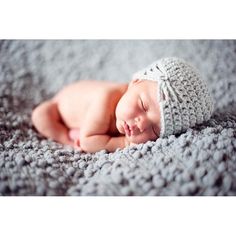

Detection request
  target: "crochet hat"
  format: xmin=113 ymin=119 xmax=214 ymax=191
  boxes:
xmin=132 ymin=57 xmax=214 ymax=137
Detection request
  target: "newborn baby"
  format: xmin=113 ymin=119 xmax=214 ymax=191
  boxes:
xmin=32 ymin=57 xmax=214 ymax=153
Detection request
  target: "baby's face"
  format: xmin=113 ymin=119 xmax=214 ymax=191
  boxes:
xmin=115 ymin=79 xmax=161 ymax=144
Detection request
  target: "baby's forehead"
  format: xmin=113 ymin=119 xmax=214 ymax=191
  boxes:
xmin=141 ymin=80 xmax=158 ymax=97
xmin=141 ymin=81 xmax=160 ymax=109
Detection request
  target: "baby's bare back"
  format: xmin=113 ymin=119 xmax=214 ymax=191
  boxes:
xmin=53 ymin=80 xmax=122 ymax=129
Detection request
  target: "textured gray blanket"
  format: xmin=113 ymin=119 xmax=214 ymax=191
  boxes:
xmin=0 ymin=40 xmax=236 ymax=196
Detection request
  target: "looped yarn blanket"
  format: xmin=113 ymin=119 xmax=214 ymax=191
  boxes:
xmin=0 ymin=40 xmax=236 ymax=196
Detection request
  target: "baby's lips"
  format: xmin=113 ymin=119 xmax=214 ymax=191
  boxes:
xmin=128 ymin=123 xmax=140 ymax=136
xmin=124 ymin=122 xmax=131 ymax=136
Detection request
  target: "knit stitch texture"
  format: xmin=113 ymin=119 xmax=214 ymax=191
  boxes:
xmin=133 ymin=57 xmax=214 ymax=137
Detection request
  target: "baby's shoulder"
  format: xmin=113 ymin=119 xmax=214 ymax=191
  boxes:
xmin=94 ymin=85 xmax=120 ymax=105
xmin=82 ymin=80 xmax=123 ymax=96
xmin=88 ymin=81 xmax=124 ymax=111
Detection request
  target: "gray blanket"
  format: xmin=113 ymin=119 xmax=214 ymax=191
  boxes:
xmin=0 ymin=40 xmax=236 ymax=196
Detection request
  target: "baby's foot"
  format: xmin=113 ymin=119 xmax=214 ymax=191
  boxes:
xmin=69 ymin=129 xmax=82 ymax=150
xmin=69 ymin=129 xmax=80 ymax=141
xmin=74 ymin=145 xmax=82 ymax=152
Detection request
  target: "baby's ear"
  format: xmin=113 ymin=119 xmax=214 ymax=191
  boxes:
xmin=129 ymin=78 xmax=142 ymax=87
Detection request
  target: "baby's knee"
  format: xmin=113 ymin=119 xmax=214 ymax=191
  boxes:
xmin=31 ymin=105 xmax=42 ymax=126
xmin=31 ymin=100 xmax=58 ymax=126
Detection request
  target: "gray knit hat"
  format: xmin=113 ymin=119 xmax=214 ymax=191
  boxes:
xmin=132 ymin=57 xmax=214 ymax=137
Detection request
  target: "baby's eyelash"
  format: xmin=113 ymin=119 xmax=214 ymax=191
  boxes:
xmin=140 ymin=98 xmax=147 ymax=111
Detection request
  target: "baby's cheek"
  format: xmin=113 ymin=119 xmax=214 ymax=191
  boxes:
xmin=117 ymin=98 xmax=137 ymax=120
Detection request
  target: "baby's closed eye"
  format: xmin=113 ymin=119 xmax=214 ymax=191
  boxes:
xmin=139 ymin=98 xmax=148 ymax=112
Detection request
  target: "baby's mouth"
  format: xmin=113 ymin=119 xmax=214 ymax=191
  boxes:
xmin=123 ymin=122 xmax=139 ymax=136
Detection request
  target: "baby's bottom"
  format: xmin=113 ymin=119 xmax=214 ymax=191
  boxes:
xmin=32 ymin=100 xmax=81 ymax=150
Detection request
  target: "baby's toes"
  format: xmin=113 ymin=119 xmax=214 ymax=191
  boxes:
xmin=73 ymin=139 xmax=82 ymax=151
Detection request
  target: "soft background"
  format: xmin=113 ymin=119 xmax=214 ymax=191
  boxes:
xmin=0 ymin=40 xmax=236 ymax=195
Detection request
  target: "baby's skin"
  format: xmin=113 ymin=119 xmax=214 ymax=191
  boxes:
xmin=32 ymin=79 xmax=161 ymax=153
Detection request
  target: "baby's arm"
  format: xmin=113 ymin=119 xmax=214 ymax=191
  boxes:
xmin=31 ymin=100 xmax=74 ymax=146
xmin=79 ymin=95 xmax=128 ymax=153
xmin=80 ymin=134 xmax=127 ymax=153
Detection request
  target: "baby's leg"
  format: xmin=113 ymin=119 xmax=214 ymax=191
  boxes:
xmin=31 ymin=100 xmax=74 ymax=146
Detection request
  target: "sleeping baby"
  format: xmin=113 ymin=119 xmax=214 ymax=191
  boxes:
xmin=32 ymin=57 xmax=214 ymax=153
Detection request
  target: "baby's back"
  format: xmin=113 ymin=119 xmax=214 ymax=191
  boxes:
xmin=53 ymin=80 xmax=122 ymax=128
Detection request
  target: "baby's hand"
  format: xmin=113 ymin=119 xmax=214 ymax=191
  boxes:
xmin=129 ymin=142 xmax=137 ymax=146
xmin=124 ymin=136 xmax=130 ymax=147
xmin=72 ymin=139 xmax=82 ymax=151
xmin=124 ymin=136 xmax=137 ymax=147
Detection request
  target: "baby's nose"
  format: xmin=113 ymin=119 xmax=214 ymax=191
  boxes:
xmin=134 ymin=117 xmax=140 ymax=123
